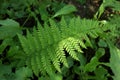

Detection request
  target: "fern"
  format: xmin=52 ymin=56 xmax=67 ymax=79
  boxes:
xmin=18 ymin=17 xmax=106 ymax=76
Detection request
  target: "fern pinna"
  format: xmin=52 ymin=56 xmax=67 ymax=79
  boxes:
xmin=18 ymin=17 xmax=104 ymax=76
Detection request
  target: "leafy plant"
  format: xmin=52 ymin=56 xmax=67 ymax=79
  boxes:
xmin=0 ymin=19 xmax=22 ymax=57
xmin=0 ymin=0 xmax=28 ymax=19
xmin=0 ymin=19 xmax=26 ymax=80
xmin=17 ymin=16 xmax=112 ymax=79
xmin=0 ymin=0 xmax=120 ymax=80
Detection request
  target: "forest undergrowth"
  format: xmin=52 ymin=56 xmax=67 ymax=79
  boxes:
xmin=0 ymin=0 xmax=120 ymax=80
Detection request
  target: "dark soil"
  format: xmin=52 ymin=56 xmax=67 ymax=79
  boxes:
xmin=60 ymin=0 xmax=102 ymax=18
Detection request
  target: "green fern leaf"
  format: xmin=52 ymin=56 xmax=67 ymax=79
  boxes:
xmin=18 ymin=16 xmax=106 ymax=77
xmin=17 ymin=34 xmax=30 ymax=55
xmin=47 ymin=48 xmax=61 ymax=72
xmin=56 ymin=41 xmax=68 ymax=67
xmin=41 ymin=51 xmax=53 ymax=74
xmin=64 ymin=38 xmax=79 ymax=60
xmin=49 ymin=19 xmax=61 ymax=42
xmin=31 ymin=55 xmax=39 ymax=76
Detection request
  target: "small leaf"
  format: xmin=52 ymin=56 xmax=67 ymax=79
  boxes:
xmin=95 ymin=48 xmax=105 ymax=59
xmin=84 ymin=57 xmax=99 ymax=72
xmin=98 ymin=39 xmax=107 ymax=47
xmin=53 ymin=5 xmax=77 ymax=18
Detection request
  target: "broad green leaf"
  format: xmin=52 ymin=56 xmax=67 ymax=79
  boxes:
xmin=107 ymin=40 xmax=120 ymax=80
xmin=15 ymin=67 xmax=33 ymax=80
xmin=0 ymin=19 xmax=18 ymax=26
xmin=0 ymin=19 xmax=22 ymax=39
xmin=53 ymin=5 xmax=77 ymax=18
xmin=108 ymin=43 xmax=120 ymax=80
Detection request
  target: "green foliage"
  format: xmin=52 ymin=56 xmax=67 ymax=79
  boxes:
xmin=93 ymin=66 xmax=108 ymax=80
xmin=0 ymin=19 xmax=22 ymax=56
xmin=0 ymin=64 xmax=33 ymax=80
xmin=0 ymin=64 xmax=14 ymax=80
xmin=0 ymin=19 xmax=22 ymax=39
xmin=0 ymin=0 xmax=27 ymax=19
xmin=109 ymin=15 xmax=120 ymax=35
xmin=53 ymin=5 xmax=77 ymax=18
xmin=18 ymin=16 xmax=106 ymax=77
xmin=0 ymin=19 xmax=26 ymax=80
xmin=0 ymin=0 xmax=120 ymax=80
xmin=107 ymin=40 xmax=120 ymax=80
xmin=104 ymin=0 xmax=120 ymax=11
xmin=94 ymin=0 xmax=120 ymax=19
xmin=84 ymin=48 xmax=105 ymax=72
xmin=15 ymin=67 xmax=33 ymax=80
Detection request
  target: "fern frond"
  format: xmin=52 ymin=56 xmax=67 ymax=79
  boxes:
xmin=26 ymin=30 xmax=36 ymax=53
xmin=17 ymin=34 xmax=30 ymax=55
xmin=64 ymin=37 xmax=82 ymax=60
xmin=37 ymin=26 xmax=47 ymax=49
xmin=36 ymin=53 xmax=46 ymax=75
xmin=47 ymin=47 xmax=61 ymax=72
xmin=49 ymin=19 xmax=61 ymax=42
xmin=18 ymin=16 xmax=106 ymax=76
xmin=56 ymin=41 xmax=68 ymax=67
xmin=31 ymin=55 xmax=39 ymax=76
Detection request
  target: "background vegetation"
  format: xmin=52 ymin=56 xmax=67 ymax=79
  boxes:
xmin=0 ymin=0 xmax=120 ymax=80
